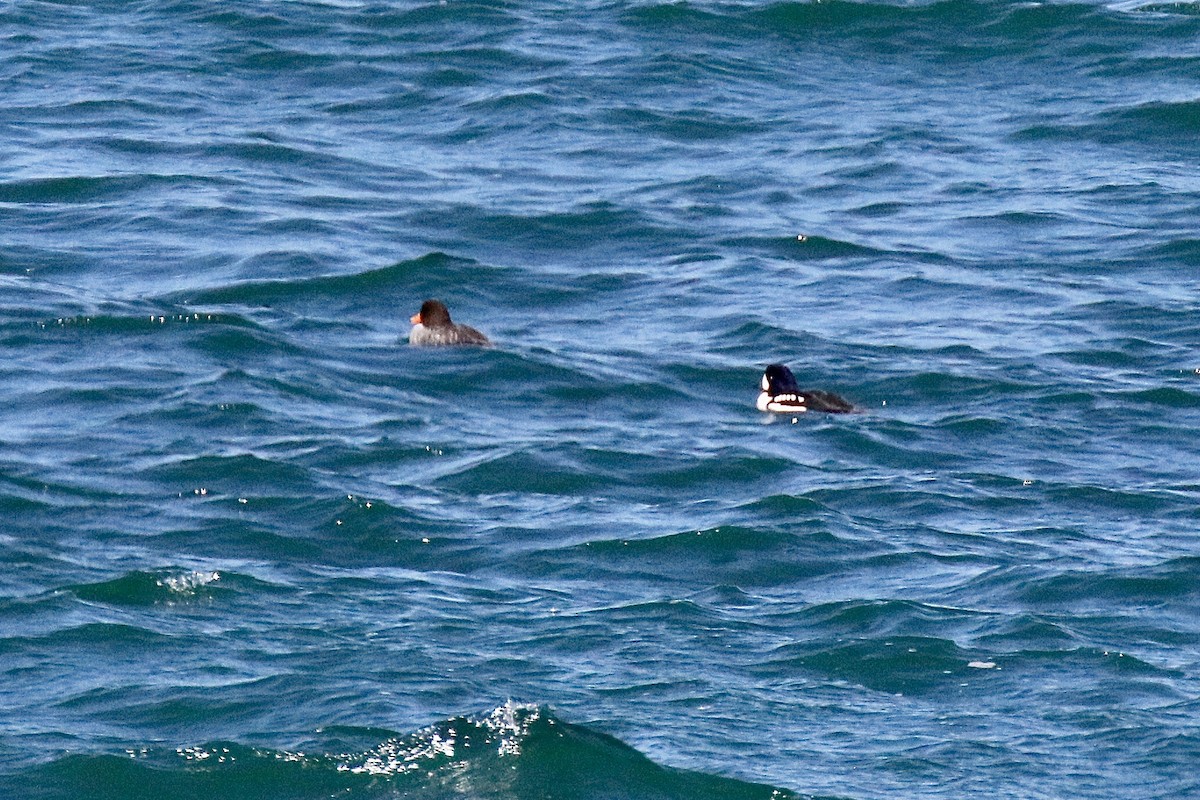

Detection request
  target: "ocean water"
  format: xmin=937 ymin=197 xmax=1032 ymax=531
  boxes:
xmin=2 ymin=0 xmax=1200 ymax=797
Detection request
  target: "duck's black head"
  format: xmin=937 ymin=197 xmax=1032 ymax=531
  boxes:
xmin=762 ymin=363 xmax=800 ymax=395
xmin=412 ymin=299 xmax=453 ymax=327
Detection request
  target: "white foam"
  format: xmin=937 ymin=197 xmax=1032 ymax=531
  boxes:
xmin=157 ymin=570 xmax=220 ymax=594
xmin=337 ymin=702 xmax=539 ymax=776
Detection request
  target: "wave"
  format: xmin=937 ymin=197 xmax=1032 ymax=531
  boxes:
xmin=204 ymin=135 xmax=386 ymax=177
xmin=1111 ymin=97 xmax=1200 ymax=136
xmin=622 ymin=0 xmax=1189 ymax=53
xmin=5 ymin=704 xmax=799 ymax=800
xmin=1020 ymin=556 xmax=1200 ymax=607
xmin=719 ymin=234 xmax=891 ymax=262
xmin=602 ymin=106 xmax=768 ymax=143
xmin=2 ymin=96 xmax=196 ymax=123
xmin=1 ymin=621 xmax=173 ymax=655
xmin=165 ymin=252 xmax=493 ymax=307
xmin=405 ymin=204 xmax=685 ymax=259
xmin=1144 ymin=237 xmax=1200 ymax=266
xmin=68 ymin=569 xmax=226 ymax=606
xmin=0 ymin=175 xmax=188 ymax=205
xmin=1128 ymin=1 xmax=1200 ymax=15
xmin=759 ymin=634 xmax=985 ymax=695
xmin=1015 ymin=98 xmax=1200 ymax=150
xmin=24 ymin=310 xmax=264 ymax=338
xmin=524 ymin=525 xmax=860 ymax=590
xmin=0 ymin=273 xmax=271 ymax=346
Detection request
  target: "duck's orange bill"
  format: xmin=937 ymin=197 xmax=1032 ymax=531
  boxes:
xmin=410 ymin=312 xmax=422 ymax=324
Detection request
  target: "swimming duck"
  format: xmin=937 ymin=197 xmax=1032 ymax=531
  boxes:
xmin=757 ymin=364 xmax=854 ymax=414
xmin=408 ymin=299 xmax=490 ymax=346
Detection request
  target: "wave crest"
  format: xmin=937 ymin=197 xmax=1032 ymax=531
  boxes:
xmin=11 ymin=704 xmax=797 ymax=800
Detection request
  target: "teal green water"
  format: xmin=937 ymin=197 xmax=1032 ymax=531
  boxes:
xmin=2 ymin=1 xmax=1200 ymax=798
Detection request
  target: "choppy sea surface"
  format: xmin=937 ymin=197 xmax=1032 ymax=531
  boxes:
xmin=3 ymin=1 xmax=1200 ymax=798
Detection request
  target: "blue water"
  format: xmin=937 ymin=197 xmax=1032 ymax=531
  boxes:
xmin=3 ymin=1 xmax=1200 ymax=798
